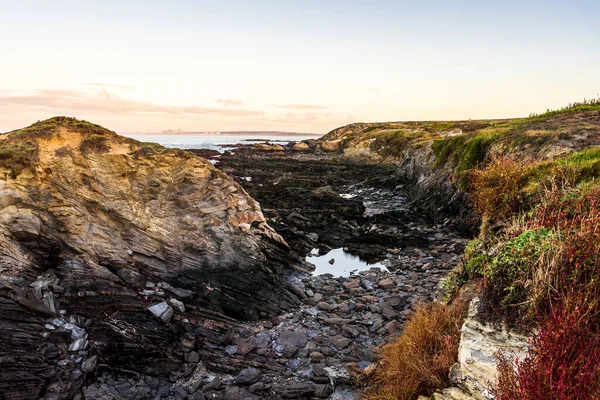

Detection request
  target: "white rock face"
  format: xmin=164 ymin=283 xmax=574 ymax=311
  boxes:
xmin=435 ymin=298 xmax=531 ymax=399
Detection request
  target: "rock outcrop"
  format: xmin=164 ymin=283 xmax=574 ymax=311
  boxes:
xmin=0 ymin=117 xmax=305 ymax=399
xmin=431 ymin=298 xmax=530 ymax=400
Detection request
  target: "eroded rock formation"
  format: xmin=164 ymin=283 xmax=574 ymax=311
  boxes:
xmin=0 ymin=118 xmax=305 ymax=399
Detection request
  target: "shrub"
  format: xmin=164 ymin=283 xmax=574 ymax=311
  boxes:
xmin=478 ymin=227 xmax=556 ymax=326
xmin=470 ymin=157 xmax=530 ymax=219
xmin=79 ymin=135 xmax=111 ymax=154
xmin=0 ymin=142 xmax=39 ymax=177
xmin=495 ymin=304 xmax=600 ymax=400
xmin=363 ymin=296 xmax=470 ymax=400
xmin=529 ymin=183 xmax=600 ymax=326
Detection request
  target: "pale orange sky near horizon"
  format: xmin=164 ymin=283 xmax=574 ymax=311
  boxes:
xmin=1 ymin=1 xmax=599 ymax=134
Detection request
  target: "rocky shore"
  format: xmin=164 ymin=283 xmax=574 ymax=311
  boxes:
xmin=0 ymin=119 xmax=469 ymax=400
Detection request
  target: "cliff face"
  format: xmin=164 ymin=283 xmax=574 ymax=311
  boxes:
xmin=0 ymin=117 xmax=303 ymax=399
xmin=315 ymin=111 xmax=600 ymax=227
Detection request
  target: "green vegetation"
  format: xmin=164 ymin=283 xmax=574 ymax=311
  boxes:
xmin=79 ymin=134 xmax=111 ymax=154
xmin=368 ymin=130 xmax=422 ymax=158
xmin=368 ymin=100 xmax=600 ymax=399
xmin=0 ymin=142 xmax=39 ymax=178
xmin=522 ymin=98 xmax=600 ymax=122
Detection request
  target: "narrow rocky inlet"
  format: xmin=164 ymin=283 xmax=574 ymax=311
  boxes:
xmin=122 ymin=144 xmax=468 ymax=399
xmin=0 ymin=120 xmax=468 ymax=400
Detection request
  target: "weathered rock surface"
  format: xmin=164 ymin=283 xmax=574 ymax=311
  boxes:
xmin=0 ymin=118 xmax=306 ymax=399
xmin=431 ymin=298 xmax=530 ymax=400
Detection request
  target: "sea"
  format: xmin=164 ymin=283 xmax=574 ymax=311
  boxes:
xmin=122 ymin=133 xmax=321 ymax=152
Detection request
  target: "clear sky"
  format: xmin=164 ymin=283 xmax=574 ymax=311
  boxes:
xmin=1 ymin=0 xmax=599 ymax=133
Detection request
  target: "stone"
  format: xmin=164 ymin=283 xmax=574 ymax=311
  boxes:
xmin=68 ymin=338 xmax=88 ymax=352
xmin=82 ymin=355 xmax=98 ymax=373
xmin=384 ymin=320 xmax=402 ymax=333
xmin=148 ymin=302 xmax=174 ymax=323
xmin=329 ymin=258 xmax=335 ymax=265
xmin=310 ymin=351 xmax=325 ymax=363
xmin=317 ymin=302 xmax=335 ymax=311
xmin=169 ymin=298 xmax=185 ymax=313
xmin=278 ymin=330 xmax=308 ymax=348
xmin=329 ymin=336 xmax=351 ymax=349
xmin=254 ymin=331 xmax=271 ymax=348
xmin=324 ymin=365 xmax=352 ymax=385
xmin=274 ymin=382 xmax=315 ymax=398
xmin=343 ymin=279 xmax=360 ymax=290
xmin=283 ymin=344 xmax=298 ymax=358
xmin=203 ymin=377 xmax=223 ymax=392
xmin=378 ymin=279 xmax=396 ymax=290
xmin=184 ymin=351 xmax=200 ymax=363
xmin=313 ymin=384 xmax=334 ymax=398
xmin=341 ymin=325 xmax=361 ymax=338
xmin=235 ymin=368 xmax=262 ymax=386
xmin=236 ymin=340 xmax=256 ymax=356
xmin=292 ymin=141 xmax=310 ymax=151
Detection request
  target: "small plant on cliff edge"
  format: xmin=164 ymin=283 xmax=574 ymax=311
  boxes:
xmin=363 ymin=296 xmax=470 ymax=400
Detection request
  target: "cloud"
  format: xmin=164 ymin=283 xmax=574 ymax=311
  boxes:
xmin=0 ymin=89 xmax=265 ymax=117
xmin=215 ymin=98 xmax=245 ymax=106
xmin=275 ymin=111 xmax=331 ymax=123
xmin=271 ymin=104 xmax=329 ymax=110
xmin=84 ymin=82 xmax=135 ymax=90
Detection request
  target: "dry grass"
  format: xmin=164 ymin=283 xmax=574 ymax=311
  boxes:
xmin=363 ymin=296 xmax=470 ymax=400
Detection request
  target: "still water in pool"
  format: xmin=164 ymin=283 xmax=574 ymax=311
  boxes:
xmin=306 ymin=248 xmax=386 ymax=277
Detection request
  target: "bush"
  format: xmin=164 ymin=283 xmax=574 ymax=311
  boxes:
xmin=363 ymin=296 xmax=470 ymax=400
xmin=478 ymin=227 xmax=556 ymax=326
xmin=79 ymin=135 xmax=111 ymax=154
xmin=529 ymin=183 xmax=600 ymax=326
xmin=0 ymin=142 xmax=39 ymax=177
xmin=470 ymin=157 xmax=530 ymax=220
xmin=495 ymin=305 xmax=600 ymax=400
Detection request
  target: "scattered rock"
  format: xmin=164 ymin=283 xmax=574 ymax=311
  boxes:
xmin=148 ymin=302 xmax=174 ymax=323
xmin=235 ymin=368 xmax=262 ymax=386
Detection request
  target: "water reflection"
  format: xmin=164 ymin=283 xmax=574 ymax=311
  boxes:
xmin=306 ymin=248 xmax=386 ymax=277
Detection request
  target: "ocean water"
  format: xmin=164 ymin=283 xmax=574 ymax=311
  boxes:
xmin=122 ymin=134 xmax=320 ymax=152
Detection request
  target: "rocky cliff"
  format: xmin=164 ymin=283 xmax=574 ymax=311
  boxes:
xmin=0 ymin=117 xmax=305 ymax=399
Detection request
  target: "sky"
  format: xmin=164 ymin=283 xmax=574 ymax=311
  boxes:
xmin=0 ymin=0 xmax=599 ymax=134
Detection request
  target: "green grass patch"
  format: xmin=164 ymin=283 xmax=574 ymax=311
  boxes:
xmin=369 ymin=130 xmax=422 ymax=158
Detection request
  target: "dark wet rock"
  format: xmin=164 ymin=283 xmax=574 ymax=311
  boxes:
xmin=274 ymin=382 xmax=315 ymax=398
xmin=314 ymin=384 xmax=334 ymax=398
xmin=329 ymin=336 xmax=351 ymax=350
xmin=278 ymin=330 xmax=308 ymax=348
xmin=234 ymin=368 xmax=262 ymax=386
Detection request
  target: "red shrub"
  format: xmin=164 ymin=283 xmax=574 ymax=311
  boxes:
xmin=529 ymin=184 xmax=600 ymax=325
xmin=496 ymin=305 xmax=600 ymax=400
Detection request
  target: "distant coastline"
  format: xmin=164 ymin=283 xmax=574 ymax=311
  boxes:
xmin=125 ymin=130 xmax=322 ymax=136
